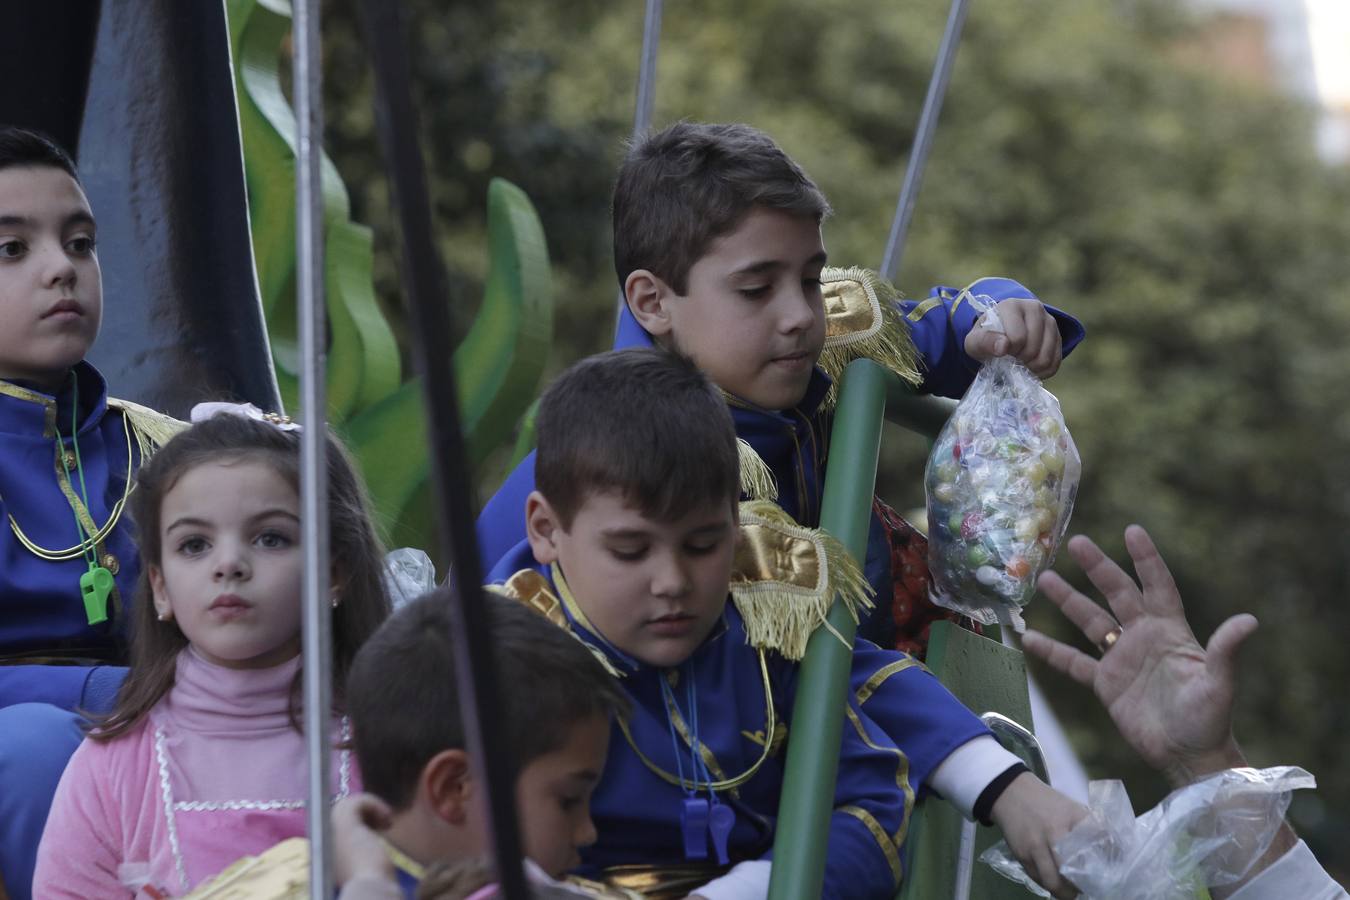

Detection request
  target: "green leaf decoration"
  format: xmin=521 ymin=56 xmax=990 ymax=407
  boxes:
xmin=226 ymin=0 xmax=554 ymax=554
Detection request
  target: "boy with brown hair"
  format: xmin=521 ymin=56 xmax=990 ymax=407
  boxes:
xmin=479 ymin=121 xmax=1084 ymax=654
xmin=0 ymin=125 xmax=180 ymax=898
xmin=341 ymin=587 xmax=632 ymax=898
xmin=493 ymin=347 xmax=1084 ymax=899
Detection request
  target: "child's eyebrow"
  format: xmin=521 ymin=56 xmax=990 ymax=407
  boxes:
xmin=249 ymin=508 xmax=301 ymax=525
xmin=729 ymin=259 xmax=787 ymax=277
xmin=63 ymin=211 xmax=96 ymax=230
xmin=164 ymin=516 xmax=213 ymax=533
xmin=729 ymin=250 xmax=828 ymax=277
xmin=163 ymin=509 xmax=299 ymax=532
xmin=600 ymin=527 xmax=652 ymax=539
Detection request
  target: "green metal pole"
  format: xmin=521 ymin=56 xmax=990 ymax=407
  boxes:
xmin=882 ymin=384 xmax=957 ymax=439
xmin=768 ymin=359 xmax=895 ymax=899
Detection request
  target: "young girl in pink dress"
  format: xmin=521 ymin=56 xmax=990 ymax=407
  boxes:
xmin=33 ymin=404 xmax=391 ymax=897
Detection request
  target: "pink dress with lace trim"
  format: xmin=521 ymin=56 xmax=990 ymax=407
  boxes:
xmin=33 ymin=648 xmax=357 ymax=898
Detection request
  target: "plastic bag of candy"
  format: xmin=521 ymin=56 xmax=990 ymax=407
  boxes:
xmin=982 ymin=766 xmax=1316 ymax=899
xmin=924 ymin=303 xmax=1080 ymax=630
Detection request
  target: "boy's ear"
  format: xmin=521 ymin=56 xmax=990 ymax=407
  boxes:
xmin=624 ymin=269 xmax=676 ymax=338
xmin=525 ymin=491 xmax=563 ymax=566
xmin=148 ymin=565 xmax=173 ymax=622
xmin=423 ymin=748 xmax=474 ymax=825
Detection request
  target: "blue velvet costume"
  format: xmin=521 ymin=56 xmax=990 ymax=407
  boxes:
xmin=0 ymin=362 xmax=172 ymax=898
xmin=494 ymin=563 xmax=991 ymax=899
xmin=477 ymin=278 xmax=1085 ymax=645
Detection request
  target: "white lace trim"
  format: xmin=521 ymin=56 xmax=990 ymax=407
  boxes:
xmin=152 ymin=727 xmax=191 ymax=891
xmin=153 ymin=718 xmax=354 ymax=888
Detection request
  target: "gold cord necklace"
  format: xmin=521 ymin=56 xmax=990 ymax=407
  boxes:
xmin=552 ymin=564 xmax=779 ymax=793
xmin=5 ymin=412 xmax=134 ymax=560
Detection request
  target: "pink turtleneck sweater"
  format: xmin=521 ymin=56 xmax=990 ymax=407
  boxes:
xmin=33 ymin=648 xmax=357 ymax=898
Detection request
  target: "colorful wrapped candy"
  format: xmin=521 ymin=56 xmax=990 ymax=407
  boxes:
xmin=924 ymin=308 xmax=1081 ymax=629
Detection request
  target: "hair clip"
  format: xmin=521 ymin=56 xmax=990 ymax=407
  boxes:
xmin=189 ymin=401 xmax=302 ymax=432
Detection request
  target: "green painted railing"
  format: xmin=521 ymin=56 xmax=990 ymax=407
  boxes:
xmin=768 ymin=359 xmax=1044 ymax=900
xmin=768 ymin=359 xmax=891 ymax=898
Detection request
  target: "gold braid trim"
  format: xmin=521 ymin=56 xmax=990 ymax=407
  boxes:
xmin=729 ymin=500 xmax=874 ymax=661
xmin=488 ymin=570 xmax=626 ymax=678
xmin=844 ymin=703 xmax=915 ymax=853
xmin=736 ymin=438 xmax=777 ymax=501
xmin=855 ymin=657 xmax=929 ymax=706
xmin=818 ymin=266 xmax=925 ymax=410
xmin=837 ymin=805 xmax=903 ymax=888
xmin=597 ymin=863 xmax=730 ymax=899
xmin=564 ymin=873 xmax=649 ymax=899
xmin=108 ymin=397 xmax=187 ymax=461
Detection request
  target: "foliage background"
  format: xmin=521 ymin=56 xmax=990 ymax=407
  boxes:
xmin=317 ymin=0 xmax=1350 ymax=875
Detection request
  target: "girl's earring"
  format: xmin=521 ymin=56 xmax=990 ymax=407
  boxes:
xmin=156 ymin=610 xmax=172 ymax=622
xmin=330 ymin=594 xmax=340 ymax=609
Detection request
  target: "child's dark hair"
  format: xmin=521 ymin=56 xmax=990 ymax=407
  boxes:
xmin=348 ymin=588 xmax=629 ymax=811
xmin=612 ymin=121 xmax=831 ymax=295
xmin=93 ymin=412 xmax=391 ymax=740
xmin=0 ymin=127 xmax=79 ymax=181
xmin=534 ymin=347 xmax=740 ymax=529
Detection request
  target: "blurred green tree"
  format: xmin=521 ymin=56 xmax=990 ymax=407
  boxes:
xmin=321 ymin=0 xmax=1350 ymax=869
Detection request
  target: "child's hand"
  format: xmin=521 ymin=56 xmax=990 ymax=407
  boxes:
xmin=333 ymin=793 xmax=396 ymax=886
xmin=964 ymin=298 xmax=1062 ymax=379
xmin=989 ymin=773 xmax=1087 ymax=899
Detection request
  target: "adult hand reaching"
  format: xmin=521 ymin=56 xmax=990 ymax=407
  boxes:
xmin=1022 ymin=524 xmax=1259 ymax=788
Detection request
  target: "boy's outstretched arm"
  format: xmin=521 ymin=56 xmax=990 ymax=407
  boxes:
xmin=987 ymin=774 xmax=1086 ymax=899
xmin=963 ymin=298 xmax=1063 ymax=379
xmin=903 ymin=277 xmax=1085 ymax=398
xmin=687 ymin=696 xmax=928 ymax=900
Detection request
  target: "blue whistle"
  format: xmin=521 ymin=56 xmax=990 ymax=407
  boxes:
xmin=681 ymin=797 xmax=710 ymax=859
xmin=709 ymin=802 xmax=735 ymax=865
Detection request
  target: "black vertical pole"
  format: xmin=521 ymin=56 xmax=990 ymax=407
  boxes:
xmin=355 ymin=2 xmax=529 ymax=897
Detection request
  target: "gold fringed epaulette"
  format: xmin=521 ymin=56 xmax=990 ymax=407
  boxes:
xmin=182 ymin=837 xmax=309 ymax=898
xmin=489 ymin=569 xmax=626 ymax=678
xmin=729 ymin=500 xmax=874 ymax=661
xmin=108 ymin=397 xmax=187 ymax=461
xmin=737 ymin=438 xmax=777 ymax=501
xmin=818 ymin=266 xmax=925 ymax=409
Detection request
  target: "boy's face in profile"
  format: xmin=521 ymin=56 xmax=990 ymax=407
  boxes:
xmin=526 ymin=489 xmax=738 ymax=669
xmin=512 ymin=711 xmax=611 ymax=877
xmin=0 ymin=166 xmax=102 ymax=390
xmin=637 ymin=207 xmax=827 ymax=412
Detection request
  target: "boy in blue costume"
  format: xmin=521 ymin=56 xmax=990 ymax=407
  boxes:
xmin=493 ymin=348 xmax=1084 ymax=899
xmin=0 ymin=127 xmax=180 ymax=898
xmin=340 ymin=587 xmax=633 ymax=899
xmin=477 ymin=122 xmax=1084 ymax=652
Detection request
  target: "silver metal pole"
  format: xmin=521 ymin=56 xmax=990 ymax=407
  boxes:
xmin=614 ymin=0 xmax=664 ymax=330
xmin=293 ymin=0 xmax=333 ymax=896
xmin=879 ymin=0 xmax=971 ymax=282
xmin=632 ymin=0 xmax=663 ymax=139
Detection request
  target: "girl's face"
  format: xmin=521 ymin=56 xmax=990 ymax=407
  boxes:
xmin=149 ymin=459 xmax=305 ymax=670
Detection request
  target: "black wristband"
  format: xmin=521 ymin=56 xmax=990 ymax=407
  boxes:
xmin=973 ymin=762 xmax=1030 ymax=827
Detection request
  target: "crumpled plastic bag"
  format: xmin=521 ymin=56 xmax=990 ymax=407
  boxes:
xmin=983 ymin=766 xmax=1316 ymax=899
xmin=924 ymin=300 xmax=1081 ymax=630
xmin=382 ymin=547 xmax=438 ymax=608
